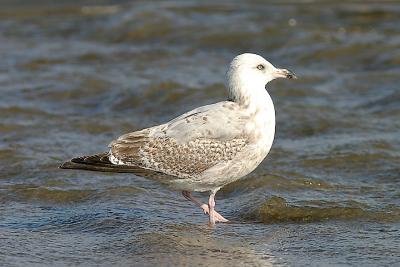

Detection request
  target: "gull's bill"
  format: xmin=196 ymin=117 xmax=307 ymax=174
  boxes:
xmin=273 ymin=68 xmax=297 ymax=79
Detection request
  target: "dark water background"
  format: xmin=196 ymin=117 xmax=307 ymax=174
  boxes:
xmin=0 ymin=0 xmax=399 ymax=266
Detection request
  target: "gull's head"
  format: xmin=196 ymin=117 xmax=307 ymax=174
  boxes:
xmin=227 ymin=53 xmax=296 ymax=90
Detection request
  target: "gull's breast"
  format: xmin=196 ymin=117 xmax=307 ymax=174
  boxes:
xmin=197 ymin=104 xmax=276 ymax=189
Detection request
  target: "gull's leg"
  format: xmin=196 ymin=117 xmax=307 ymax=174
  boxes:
xmin=208 ymin=191 xmax=216 ymax=225
xmin=208 ymin=190 xmax=229 ymax=224
xmin=182 ymin=191 xmax=209 ymax=214
xmin=208 ymin=190 xmax=230 ymax=225
xmin=208 ymin=191 xmax=217 ymax=225
xmin=182 ymin=191 xmax=228 ymax=223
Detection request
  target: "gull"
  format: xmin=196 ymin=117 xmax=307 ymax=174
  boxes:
xmin=60 ymin=53 xmax=296 ymax=225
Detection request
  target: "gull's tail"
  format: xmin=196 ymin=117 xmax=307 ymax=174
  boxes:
xmin=60 ymin=153 xmax=140 ymax=173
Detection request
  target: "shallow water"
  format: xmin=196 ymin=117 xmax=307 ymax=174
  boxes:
xmin=1 ymin=0 xmax=399 ymax=266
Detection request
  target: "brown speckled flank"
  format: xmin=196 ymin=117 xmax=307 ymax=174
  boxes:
xmin=113 ymin=136 xmax=248 ymax=177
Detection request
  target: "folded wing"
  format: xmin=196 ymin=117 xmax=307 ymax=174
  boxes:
xmin=109 ymin=101 xmax=249 ymax=178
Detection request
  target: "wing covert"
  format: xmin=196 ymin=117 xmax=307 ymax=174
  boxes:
xmin=109 ymin=101 xmax=249 ymax=178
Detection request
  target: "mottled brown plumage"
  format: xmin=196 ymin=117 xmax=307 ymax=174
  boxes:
xmin=110 ymin=135 xmax=248 ymax=178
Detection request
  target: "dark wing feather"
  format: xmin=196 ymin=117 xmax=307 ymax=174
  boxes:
xmin=60 ymin=153 xmax=169 ymax=179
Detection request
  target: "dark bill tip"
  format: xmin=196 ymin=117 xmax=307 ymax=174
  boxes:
xmin=286 ymin=70 xmax=297 ymax=79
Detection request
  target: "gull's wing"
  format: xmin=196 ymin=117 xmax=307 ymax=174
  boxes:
xmin=109 ymin=101 xmax=250 ymax=178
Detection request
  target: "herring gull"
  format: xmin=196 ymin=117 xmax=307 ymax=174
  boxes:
xmin=60 ymin=53 xmax=296 ymax=225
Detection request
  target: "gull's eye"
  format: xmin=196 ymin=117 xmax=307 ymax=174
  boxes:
xmin=257 ymin=64 xmax=265 ymax=70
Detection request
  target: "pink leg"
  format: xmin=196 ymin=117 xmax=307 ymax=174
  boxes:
xmin=182 ymin=191 xmax=228 ymax=223
xmin=208 ymin=191 xmax=216 ymax=225
xmin=182 ymin=191 xmax=209 ymax=214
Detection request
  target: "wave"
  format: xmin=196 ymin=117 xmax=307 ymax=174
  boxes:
xmin=241 ymin=196 xmax=400 ymax=223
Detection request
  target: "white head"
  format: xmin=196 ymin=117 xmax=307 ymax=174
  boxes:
xmin=226 ymin=53 xmax=295 ymax=105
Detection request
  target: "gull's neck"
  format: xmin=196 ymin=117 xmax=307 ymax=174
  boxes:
xmin=228 ymin=79 xmax=274 ymax=112
xmin=228 ymin=77 xmax=276 ymax=147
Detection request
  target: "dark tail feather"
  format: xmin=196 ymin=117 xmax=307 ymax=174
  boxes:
xmin=60 ymin=153 xmax=138 ymax=173
xmin=60 ymin=161 xmax=132 ymax=173
xmin=60 ymin=153 xmax=165 ymax=177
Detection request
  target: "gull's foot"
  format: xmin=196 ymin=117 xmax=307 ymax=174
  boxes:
xmin=200 ymin=204 xmax=229 ymax=223
xmin=182 ymin=191 xmax=228 ymax=224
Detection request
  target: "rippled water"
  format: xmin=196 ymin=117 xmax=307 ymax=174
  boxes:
xmin=1 ymin=1 xmax=399 ymax=266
